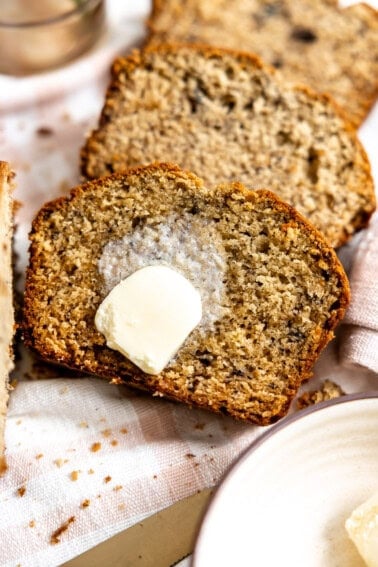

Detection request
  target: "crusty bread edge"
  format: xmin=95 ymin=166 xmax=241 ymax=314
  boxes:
xmin=22 ymin=162 xmax=350 ymax=425
xmin=80 ymin=43 xmax=375 ymax=247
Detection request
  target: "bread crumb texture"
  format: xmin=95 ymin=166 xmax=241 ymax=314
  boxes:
xmin=147 ymin=0 xmax=378 ymax=126
xmin=50 ymin=516 xmax=75 ymax=545
xmin=17 ymin=485 xmax=26 ymax=497
xmin=70 ymin=470 xmax=80 ymax=481
xmin=296 ymin=379 xmax=345 ymax=410
xmin=80 ymin=45 xmax=375 ymax=248
xmin=23 ymin=164 xmax=350 ymax=425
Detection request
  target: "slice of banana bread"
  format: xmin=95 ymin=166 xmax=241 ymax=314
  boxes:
xmin=22 ymin=163 xmax=350 ymax=425
xmin=80 ymin=45 xmax=375 ymax=249
xmin=147 ymin=0 xmax=378 ymax=127
xmin=0 ymin=162 xmax=14 ymax=474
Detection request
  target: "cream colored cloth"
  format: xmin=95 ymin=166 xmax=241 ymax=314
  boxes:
xmin=0 ymin=1 xmax=378 ymax=565
xmin=339 ymin=213 xmax=378 ymax=373
xmin=1 ymin=378 xmax=258 ymax=567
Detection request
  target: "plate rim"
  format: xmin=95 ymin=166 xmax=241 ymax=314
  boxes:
xmin=193 ymin=390 xmax=378 ymax=566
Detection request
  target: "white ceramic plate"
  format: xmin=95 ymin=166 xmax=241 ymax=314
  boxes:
xmin=193 ymin=394 xmax=378 ymax=567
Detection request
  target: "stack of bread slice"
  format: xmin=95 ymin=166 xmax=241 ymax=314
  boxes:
xmin=21 ymin=15 xmax=376 ymax=424
xmin=81 ymin=45 xmax=375 ymax=248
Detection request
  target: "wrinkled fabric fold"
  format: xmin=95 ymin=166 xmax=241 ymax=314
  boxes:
xmin=339 ymin=214 xmax=378 ymax=373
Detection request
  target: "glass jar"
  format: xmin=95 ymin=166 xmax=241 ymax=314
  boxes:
xmin=0 ymin=0 xmax=106 ymax=76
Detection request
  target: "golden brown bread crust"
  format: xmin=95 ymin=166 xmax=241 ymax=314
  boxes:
xmin=80 ymin=44 xmax=375 ymax=248
xmin=145 ymin=0 xmax=378 ymax=127
xmin=23 ymin=163 xmax=350 ymax=425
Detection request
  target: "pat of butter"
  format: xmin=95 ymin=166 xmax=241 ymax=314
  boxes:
xmin=95 ymin=265 xmax=202 ymax=375
xmin=345 ymin=492 xmax=378 ymax=567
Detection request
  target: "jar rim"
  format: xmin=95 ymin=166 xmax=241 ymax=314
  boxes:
xmin=0 ymin=0 xmax=102 ymax=29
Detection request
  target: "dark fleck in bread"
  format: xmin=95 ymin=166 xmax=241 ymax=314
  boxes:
xmin=0 ymin=162 xmax=14 ymax=475
xmin=22 ymin=163 xmax=350 ymax=425
xmin=147 ymin=0 xmax=378 ymax=127
xmin=80 ymin=45 xmax=375 ymax=248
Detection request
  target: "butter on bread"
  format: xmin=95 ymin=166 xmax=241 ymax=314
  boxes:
xmin=95 ymin=265 xmax=202 ymax=375
xmin=22 ymin=163 xmax=350 ymax=425
xmin=80 ymin=45 xmax=375 ymax=248
xmin=0 ymin=161 xmax=14 ymax=475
